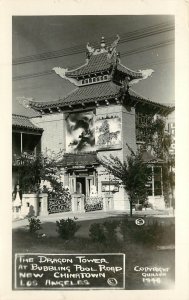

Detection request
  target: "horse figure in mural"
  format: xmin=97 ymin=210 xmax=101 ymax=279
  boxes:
xmin=97 ymin=130 xmax=120 ymax=146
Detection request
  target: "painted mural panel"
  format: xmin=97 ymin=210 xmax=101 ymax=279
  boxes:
xmin=66 ymin=111 xmax=95 ymax=152
xmin=95 ymin=116 xmax=122 ymax=149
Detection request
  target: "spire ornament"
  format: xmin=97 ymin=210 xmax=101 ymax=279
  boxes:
xmin=110 ymin=34 xmax=120 ymax=52
xmin=107 ymin=34 xmax=120 ymax=61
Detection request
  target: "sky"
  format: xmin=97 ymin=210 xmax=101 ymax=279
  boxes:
xmin=12 ymin=15 xmax=175 ymax=109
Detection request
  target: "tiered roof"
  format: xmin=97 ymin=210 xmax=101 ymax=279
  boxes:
xmin=28 ymin=36 xmax=174 ymax=116
xmin=30 ymin=81 xmax=121 ymax=109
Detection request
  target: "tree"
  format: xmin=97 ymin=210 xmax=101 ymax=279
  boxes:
xmin=17 ymin=150 xmax=71 ymax=204
xmin=99 ymin=148 xmax=148 ymax=216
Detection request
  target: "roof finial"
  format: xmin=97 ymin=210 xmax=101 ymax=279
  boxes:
xmin=100 ymin=36 xmax=106 ymax=48
xmin=110 ymin=34 xmax=120 ymax=51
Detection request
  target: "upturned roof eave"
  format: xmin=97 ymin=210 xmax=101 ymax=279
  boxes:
xmin=28 ymin=84 xmax=174 ymax=116
xmin=117 ymin=63 xmax=143 ymax=79
xmin=30 ymin=92 xmax=121 ymax=109
xmin=29 ymin=81 xmax=121 ymax=109
xmin=129 ymin=89 xmax=175 ymax=115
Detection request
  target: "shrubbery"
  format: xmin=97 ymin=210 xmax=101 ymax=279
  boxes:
xmin=103 ymin=220 xmax=119 ymax=242
xmin=17 ymin=151 xmax=72 ymax=210
xmin=89 ymin=218 xmax=175 ymax=248
xmin=89 ymin=223 xmax=106 ymax=243
xmin=28 ymin=217 xmax=42 ymax=234
xmin=56 ymin=218 xmax=80 ymax=240
xmin=131 ymin=221 xmax=173 ymax=246
xmin=89 ymin=220 xmax=120 ymax=246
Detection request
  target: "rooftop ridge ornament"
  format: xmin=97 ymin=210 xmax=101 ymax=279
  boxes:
xmin=100 ymin=36 xmax=106 ymax=49
xmin=52 ymin=67 xmax=80 ymax=86
xmin=129 ymin=69 xmax=154 ymax=86
xmin=109 ymin=34 xmax=120 ymax=52
xmin=107 ymin=34 xmax=120 ymax=61
xmin=86 ymin=35 xmax=120 ymax=57
xmin=86 ymin=42 xmax=95 ymax=58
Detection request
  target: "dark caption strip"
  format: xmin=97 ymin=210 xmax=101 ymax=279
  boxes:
xmin=14 ymin=253 xmax=125 ymax=290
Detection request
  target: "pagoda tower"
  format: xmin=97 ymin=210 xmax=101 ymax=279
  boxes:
xmin=30 ymin=36 xmax=173 ymax=210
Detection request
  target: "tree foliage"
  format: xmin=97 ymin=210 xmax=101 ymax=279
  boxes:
xmin=138 ymin=116 xmax=175 ymax=207
xmin=149 ymin=118 xmax=172 ymax=159
xmin=145 ymin=117 xmax=175 ymax=207
xmin=99 ymin=147 xmax=148 ymax=216
xmin=18 ymin=150 xmax=71 ymax=203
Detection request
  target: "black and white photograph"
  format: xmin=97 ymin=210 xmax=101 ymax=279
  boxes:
xmin=11 ymin=14 xmax=176 ymax=291
xmin=1 ymin=1 xmax=189 ymax=297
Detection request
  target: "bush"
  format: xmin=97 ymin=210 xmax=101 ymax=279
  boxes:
xmin=89 ymin=221 xmax=120 ymax=245
xmin=103 ymin=220 xmax=119 ymax=242
xmin=28 ymin=217 xmax=42 ymax=234
xmin=133 ymin=222 xmax=160 ymax=246
xmin=56 ymin=218 xmax=80 ymax=240
xmin=120 ymin=218 xmax=175 ymax=247
xmin=131 ymin=221 xmax=175 ymax=246
xmin=89 ymin=223 xmax=106 ymax=243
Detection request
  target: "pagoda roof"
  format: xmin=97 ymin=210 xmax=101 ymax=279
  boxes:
xmin=66 ymin=53 xmax=111 ymax=77
xmin=30 ymin=81 xmax=121 ymax=109
xmin=129 ymin=89 xmax=174 ymax=113
xmin=117 ymin=63 xmax=143 ymax=79
xmin=60 ymin=151 xmax=99 ymax=168
xmin=12 ymin=114 xmax=43 ymax=132
xmin=29 ymin=81 xmax=174 ymax=116
xmin=65 ymin=52 xmax=143 ymax=80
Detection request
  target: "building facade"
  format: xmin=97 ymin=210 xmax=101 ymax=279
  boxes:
xmin=13 ymin=36 xmax=174 ymax=212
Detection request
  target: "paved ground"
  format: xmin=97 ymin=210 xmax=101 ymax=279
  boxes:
xmin=12 ymin=208 xmax=174 ymax=230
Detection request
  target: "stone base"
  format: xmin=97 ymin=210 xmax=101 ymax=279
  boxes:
xmin=21 ymin=193 xmax=49 ymax=217
xmin=71 ymin=193 xmax=85 ymax=213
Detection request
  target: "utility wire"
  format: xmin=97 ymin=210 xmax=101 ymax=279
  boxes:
xmin=13 ymin=58 xmax=174 ymax=81
xmin=131 ymin=57 xmax=174 ymax=69
xmin=13 ymin=22 xmax=174 ymax=65
xmin=13 ymin=40 xmax=174 ymax=81
xmin=121 ymin=39 xmax=174 ymax=57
